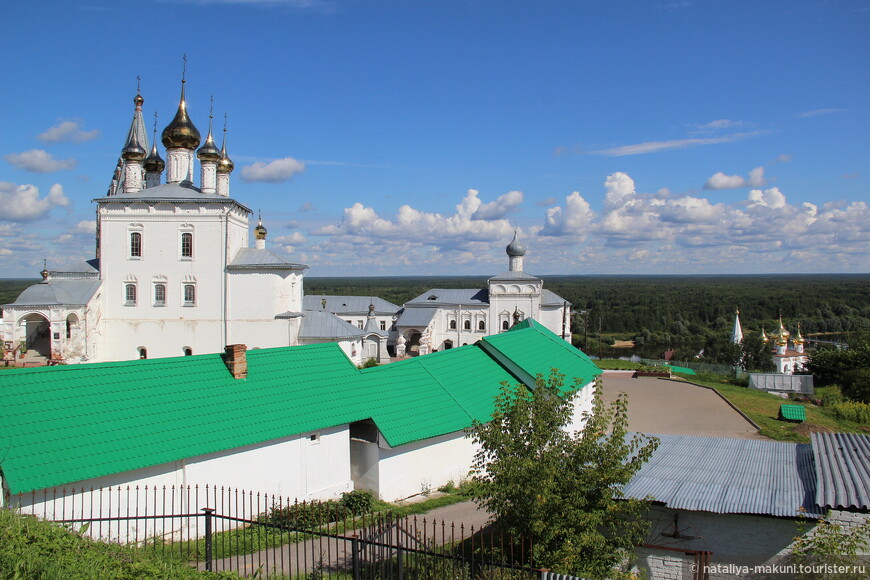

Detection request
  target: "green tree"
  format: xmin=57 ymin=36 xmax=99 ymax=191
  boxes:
xmin=790 ymin=512 xmax=870 ymax=579
xmin=468 ymin=372 xmax=659 ymax=579
xmin=806 ymin=334 xmax=870 ymax=401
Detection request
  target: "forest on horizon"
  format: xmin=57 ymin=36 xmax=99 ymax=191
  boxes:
xmin=3 ymin=274 xmax=868 ymax=359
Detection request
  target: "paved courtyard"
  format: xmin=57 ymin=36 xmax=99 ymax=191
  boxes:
xmin=600 ymin=373 xmax=766 ymax=440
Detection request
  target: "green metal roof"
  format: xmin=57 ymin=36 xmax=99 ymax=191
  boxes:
xmin=0 ymin=321 xmax=600 ymax=495
xmin=779 ymin=404 xmax=806 ymax=422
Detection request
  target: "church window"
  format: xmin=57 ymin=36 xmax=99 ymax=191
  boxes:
xmin=138 ymin=347 xmax=147 ymax=359
xmin=154 ymin=284 xmax=166 ymax=306
xmin=449 ymin=320 xmax=457 ymax=330
xmin=181 ymin=232 xmax=193 ymax=258
xmin=380 ymin=321 xmax=386 ymax=331
xmin=478 ymin=320 xmax=486 ymax=331
xmin=183 ymin=284 xmax=196 ymax=306
xmin=183 ymin=347 xmax=193 ymax=356
xmin=125 ymin=284 xmax=137 ymax=306
xmin=357 ymin=320 xmax=364 ymax=329
xmin=130 ymin=232 xmax=142 ymax=258
xmin=502 ymin=320 xmax=509 ymax=330
xmin=463 ymin=320 xmax=471 ymax=330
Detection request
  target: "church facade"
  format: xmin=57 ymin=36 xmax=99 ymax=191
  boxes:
xmin=1 ymin=80 xmax=569 ymax=366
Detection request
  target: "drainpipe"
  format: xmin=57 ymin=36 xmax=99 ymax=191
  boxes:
xmin=222 ymin=209 xmax=229 ymax=348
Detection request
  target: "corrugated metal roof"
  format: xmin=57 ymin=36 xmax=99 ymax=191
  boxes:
xmin=812 ymin=432 xmax=870 ymax=510
xmin=8 ymin=279 xmax=102 ymax=307
xmin=303 ymin=295 xmax=400 ymax=315
xmin=622 ymin=434 xmax=820 ymax=518
xmin=298 ymin=310 xmax=366 ymax=339
xmin=228 ymin=248 xmax=308 ymax=270
xmin=406 ymin=288 xmax=489 ymax=306
xmin=395 ymin=307 xmax=439 ymax=328
xmin=0 ymin=321 xmax=604 ymax=495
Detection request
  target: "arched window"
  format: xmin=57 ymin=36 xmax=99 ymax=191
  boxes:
xmin=125 ymin=284 xmax=137 ymax=306
xmin=449 ymin=320 xmax=457 ymax=330
xmin=183 ymin=347 xmax=193 ymax=356
xmin=463 ymin=320 xmax=471 ymax=330
xmin=138 ymin=347 xmax=147 ymax=359
xmin=183 ymin=284 xmax=196 ymax=306
xmin=130 ymin=232 xmax=142 ymax=257
xmin=181 ymin=232 xmax=193 ymax=258
xmin=154 ymin=283 xmax=166 ymax=306
xmin=502 ymin=320 xmax=509 ymax=330
xmin=478 ymin=320 xmax=486 ymax=331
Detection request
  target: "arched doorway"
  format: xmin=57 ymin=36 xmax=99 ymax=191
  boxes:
xmin=18 ymin=313 xmax=51 ymax=362
xmin=443 ymin=340 xmax=453 ymax=350
xmin=407 ymin=331 xmax=421 ymax=357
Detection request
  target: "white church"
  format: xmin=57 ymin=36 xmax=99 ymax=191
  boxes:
xmin=1 ymin=79 xmax=571 ymax=366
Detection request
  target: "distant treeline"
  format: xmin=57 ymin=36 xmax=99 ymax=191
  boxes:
xmin=4 ymin=275 xmax=868 ymax=347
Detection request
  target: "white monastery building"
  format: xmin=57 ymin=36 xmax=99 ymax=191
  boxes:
xmin=1 ymin=79 xmax=570 ymax=366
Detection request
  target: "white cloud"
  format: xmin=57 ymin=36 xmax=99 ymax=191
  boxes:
xmin=75 ymin=220 xmax=96 ymax=234
xmin=536 ymin=197 xmax=557 ymax=207
xmin=241 ymin=157 xmax=305 ymax=182
xmin=688 ymin=119 xmax=751 ymax=134
xmin=541 ymin=192 xmax=595 ymax=237
xmin=37 ymin=120 xmax=100 ymax=143
xmin=703 ymin=166 xmax=766 ymax=190
xmin=591 ymin=132 xmax=765 ymax=156
xmin=797 ymin=108 xmax=847 ymax=118
xmin=0 ymin=182 xmax=71 ymax=221
xmin=747 ymin=187 xmax=787 ymax=209
xmin=470 ymin=189 xmax=523 ymax=219
xmin=5 ymin=149 xmax=77 ymax=173
xmin=274 ymin=232 xmax=307 ymax=245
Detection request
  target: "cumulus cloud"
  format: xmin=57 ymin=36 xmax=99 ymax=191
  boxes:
xmin=747 ymin=187 xmax=787 ymax=209
xmin=274 ymin=232 xmax=307 ymax=245
xmin=0 ymin=182 xmax=71 ymax=221
xmin=75 ymin=220 xmax=96 ymax=233
xmin=541 ymin=192 xmax=595 ymax=237
xmin=241 ymin=157 xmax=305 ymax=182
xmin=703 ymin=166 xmax=766 ymax=190
xmin=37 ymin=120 xmax=100 ymax=143
xmin=5 ymin=149 xmax=77 ymax=173
xmin=470 ymin=189 xmax=523 ymax=219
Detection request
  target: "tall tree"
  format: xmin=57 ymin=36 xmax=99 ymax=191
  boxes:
xmin=468 ymin=372 xmax=659 ymax=579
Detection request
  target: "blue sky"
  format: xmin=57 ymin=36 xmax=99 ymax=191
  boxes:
xmin=2 ymin=0 xmax=868 ymax=277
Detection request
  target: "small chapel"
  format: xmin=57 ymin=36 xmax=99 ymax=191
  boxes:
xmin=1 ymin=78 xmax=570 ymax=366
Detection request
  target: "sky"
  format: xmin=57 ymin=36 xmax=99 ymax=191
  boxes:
xmin=1 ymin=0 xmax=868 ymax=278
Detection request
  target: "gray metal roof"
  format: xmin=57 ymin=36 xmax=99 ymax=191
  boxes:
xmin=5 ymin=279 xmax=102 ymax=308
xmin=812 ymin=432 xmax=870 ymax=510
xmin=303 ymin=295 xmax=400 ymax=315
xmin=94 ymin=182 xmax=253 ymax=214
xmin=228 ymin=248 xmax=308 ymax=271
xmin=406 ymin=288 xmax=489 ymax=306
xmin=622 ymin=433 xmax=819 ymax=518
xmin=541 ymin=289 xmax=569 ymax=307
xmin=298 ymin=310 xmax=366 ymax=340
xmin=395 ymin=307 xmax=439 ymax=328
xmin=487 ymin=271 xmax=541 ymax=282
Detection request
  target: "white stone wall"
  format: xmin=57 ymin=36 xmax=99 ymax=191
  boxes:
xmin=5 ymin=424 xmax=352 ymax=540
xmin=377 ymin=431 xmax=478 ymax=502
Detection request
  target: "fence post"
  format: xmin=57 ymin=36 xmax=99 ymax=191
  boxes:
xmin=202 ymin=508 xmax=214 ymax=572
xmin=396 ymin=545 xmax=403 ymax=580
xmin=351 ymin=535 xmax=360 ymax=580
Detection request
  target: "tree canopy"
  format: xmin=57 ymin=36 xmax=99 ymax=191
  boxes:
xmin=468 ymin=372 xmax=658 ymax=579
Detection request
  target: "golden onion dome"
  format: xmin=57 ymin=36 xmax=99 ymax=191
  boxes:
xmin=794 ymin=323 xmax=805 ymax=344
xmin=197 ymin=117 xmax=221 ymax=162
xmin=162 ymin=80 xmax=201 ymax=150
xmin=122 ymin=130 xmax=146 ymax=162
xmin=134 ymin=92 xmax=144 ymax=108
xmin=217 ymin=127 xmax=234 ymax=174
xmin=761 ymin=326 xmax=768 ymax=343
xmin=254 ymin=216 xmax=267 ymax=240
xmin=144 ymin=141 xmax=165 ymax=173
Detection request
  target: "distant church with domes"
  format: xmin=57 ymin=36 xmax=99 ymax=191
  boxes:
xmin=1 ymin=77 xmax=570 ymax=366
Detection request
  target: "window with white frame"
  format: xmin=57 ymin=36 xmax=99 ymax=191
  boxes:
xmin=183 ymin=284 xmax=196 ymax=306
xmin=478 ymin=319 xmax=486 ymax=331
xmin=463 ymin=319 xmax=471 ymax=330
xmin=180 ymin=232 xmax=193 ymax=259
xmin=153 ymin=283 xmax=166 ymax=306
xmin=125 ymin=283 xmax=137 ymax=306
xmin=130 ymin=231 xmax=142 ymax=258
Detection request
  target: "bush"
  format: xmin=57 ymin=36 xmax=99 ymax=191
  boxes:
xmin=828 ymin=401 xmax=870 ymax=424
xmin=259 ymin=500 xmax=346 ymax=529
xmin=340 ymin=490 xmax=373 ymax=515
xmin=360 ymin=358 xmax=379 ymax=369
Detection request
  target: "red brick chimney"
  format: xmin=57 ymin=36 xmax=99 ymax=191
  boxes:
xmin=224 ymin=344 xmax=248 ymax=379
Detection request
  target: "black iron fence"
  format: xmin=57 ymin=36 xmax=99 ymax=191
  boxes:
xmin=8 ymin=485 xmax=565 ymax=579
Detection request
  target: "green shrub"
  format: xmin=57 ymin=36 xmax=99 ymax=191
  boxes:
xmin=636 ymin=364 xmax=670 ymax=373
xmin=829 ymin=401 xmax=870 ymax=424
xmin=259 ymin=499 xmax=346 ymax=529
xmin=340 ymin=489 xmax=374 ymax=515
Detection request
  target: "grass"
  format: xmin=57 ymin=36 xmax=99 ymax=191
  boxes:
xmin=671 ymin=373 xmax=867 ymax=443
xmin=0 ymin=508 xmax=235 ymax=580
xmin=595 ymin=359 xmax=642 ymax=371
xmin=173 ymin=487 xmax=475 ymax=562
